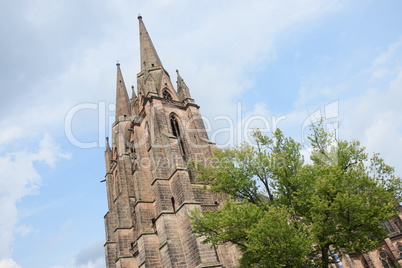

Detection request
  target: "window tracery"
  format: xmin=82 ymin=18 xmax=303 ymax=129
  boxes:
xmin=379 ymin=251 xmax=396 ymax=268
xmin=163 ymin=89 xmax=172 ymax=100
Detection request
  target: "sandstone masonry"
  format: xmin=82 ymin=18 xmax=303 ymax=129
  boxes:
xmin=103 ymin=16 xmax=238 ymax=268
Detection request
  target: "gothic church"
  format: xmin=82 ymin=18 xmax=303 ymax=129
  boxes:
xmin=103 ymin=16 xmax=238 ymax=268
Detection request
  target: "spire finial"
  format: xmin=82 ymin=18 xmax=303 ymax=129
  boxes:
xmin=176 ymin=69 xmax=184 ymax=82
xmin=138 ymin=14 xmax=142 ymax=20
xmin=176 ymin=70 xmax=192 ymax=101
xmin=131 ymin=85 xmax=137 ymax=99
xmin=106 ymin=137 xmax=111 ymax=151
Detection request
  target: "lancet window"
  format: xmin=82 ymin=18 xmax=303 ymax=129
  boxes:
xmin=170 ymin=114 xmax=186 ymax=161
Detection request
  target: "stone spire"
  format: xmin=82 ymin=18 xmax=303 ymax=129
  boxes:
xmin=138 ymin=15 xmax=163 ymax=71
xmin=115 ymin=63 xmax=131 ymax=120
xmin=176 ymin=69 xmax=192 ymax=101
xmin=105 ymin=137 xmax=111 ymax=152
xmin=131 ymin=85 xmax=137 ymax=100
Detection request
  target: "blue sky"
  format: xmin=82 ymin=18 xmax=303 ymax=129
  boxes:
xmin=1 ymin=0 xmax=402 ymax=267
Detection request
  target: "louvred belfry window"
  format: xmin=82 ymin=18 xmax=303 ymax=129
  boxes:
xmin=163 ymin=89 xmax=172 ymax=100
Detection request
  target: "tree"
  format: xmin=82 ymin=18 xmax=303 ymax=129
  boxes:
xmin=189 ymin=124 xmax=402 ymax=268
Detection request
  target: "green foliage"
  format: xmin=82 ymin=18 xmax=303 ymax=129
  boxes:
xmin=190 ymin=202 xmax=313 ymax=268
xmin=242 ymin=205 xmax=313 ymax=268
xmin=189 ymin=123 xmax=402 ymax=267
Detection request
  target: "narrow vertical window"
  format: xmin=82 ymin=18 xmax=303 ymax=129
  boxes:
xmin=171 ymin=197 xmax=176 ymax=212
xmin=170 ymin=114 xmax=186 ymax=161
xmin=394 ymin=219 xmax=402 ymax=233
xmin=383 ymin=221 xmax=396 ymax=234
xmin=151 ymin=218 xmax=157 ymax=234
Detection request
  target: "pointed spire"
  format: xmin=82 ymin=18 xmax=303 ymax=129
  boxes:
xmin=131 ymin=85 xmax=137 ymax=99
xmin=176 ymin=69 xmax=192 ymax=101
xmin=138 ymin=15 xmax=163 ymax=71
xmin=106 ymin=137 xmax=111 ymax=152
xmin=115 ymin=63 xmax=131 ymax=120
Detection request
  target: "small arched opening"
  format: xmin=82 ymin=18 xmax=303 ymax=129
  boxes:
xmin=163 ymin=89 xmax=172 ymax=100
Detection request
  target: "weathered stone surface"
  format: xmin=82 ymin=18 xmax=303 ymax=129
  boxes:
xmin=103 ymin=17 xmax=239 ymax=268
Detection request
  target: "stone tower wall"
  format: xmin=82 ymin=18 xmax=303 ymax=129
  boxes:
xmin=103 ymin=17 xmax=239 ymax=268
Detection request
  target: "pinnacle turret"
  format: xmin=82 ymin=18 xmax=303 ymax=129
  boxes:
xmin=115 ymin=63 xmax=131 ymax=120
xmin=105 ymin=137 xmax=111 ymax=152
xmin=131 ymin=85 xmax=137 ymax=100
xmin=176 ymin=69 xmax=192 ymax=101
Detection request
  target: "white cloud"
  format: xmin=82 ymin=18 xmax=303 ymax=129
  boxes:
xmin=373 ymin=37 xmax=402 ymax=66
xmin=14 ymin=225 xmax=35 ymax=237
xmin=341 ymin=65 xmax=402 ymax=174
xmin=287 ymin=35 xmax=402 ymax=177
xmin=74 ymin=241 xmax=104 ymax=267
xmin=46 ymin=243 xmax=105 ymax=268
xmin=372 ymin=68 xmax=388 ymax=79
xmin=371 ymin=37 xmax=402 ymax=79
xmin=0 ymin=258 xmax=21 ymax=268
xmin=0 ymin=134 xmax=69 ymax=259
xmin=0 ymin=127 xmax=23 ymax=148
xmin=49 ymin=257 xmax=105 ymax=268
xmin=24 ymin=0 xmax=64 ymax=28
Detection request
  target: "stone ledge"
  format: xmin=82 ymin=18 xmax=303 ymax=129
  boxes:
xmin=155 ymin=210 xmax=175 ymax=221
xmin=200 ymin=137 xmax=215 ymax=144
xmin=151 ymin=177 xmax=169 ymax=186
xmin=114 ymin=226 xmax=134 ymax=232
xmin=195 ymin=263 xmax=222 ymax=268
xmin=133 ymin=199 xmax=154 ymax=209
xmin=116 ymin=255 xmax=134 ymax=261
xmin=159 ymin=240 xmax=168 ymax=250
xmin=176 ymin=201 xmax=202 ymax=213
xmin=137 ymin=231 xmax=156 ymax=240
xmin=103 ymin=241 xmax=116 ymax=247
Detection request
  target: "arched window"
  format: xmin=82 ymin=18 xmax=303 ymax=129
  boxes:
xmin=397 ymin=243 xmax=402 ymax=258
xmin=163 ymin=89 xmax=172 ymax=100
xmin=383 ymin=221 xmax=396 ymax=234
xmin=170 ymin=114 xmax=186 ymax=161
xmin=394 ymin=219 xmax=402 ymax=233
xmin=379 ymin=251 xmax=397 ymax=268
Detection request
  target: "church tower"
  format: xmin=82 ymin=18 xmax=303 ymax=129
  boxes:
xmin=103 ymin=16 xmax=238 ymax=268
